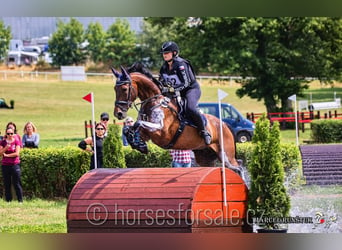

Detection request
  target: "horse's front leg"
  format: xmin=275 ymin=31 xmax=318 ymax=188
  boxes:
xmin=138 ymin=107 xmax=164 ymax=132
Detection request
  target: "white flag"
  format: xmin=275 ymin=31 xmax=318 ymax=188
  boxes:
xmin=218 ymin=89 xmax=228 ymax=101
xmin=288 ymin=94 xmax=296 ymax=101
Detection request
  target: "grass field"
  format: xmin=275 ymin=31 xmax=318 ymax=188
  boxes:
xmin=0 ymin=76 xmax=341 ymax=147
xmin=0 ymin=199 xmax=66 ymax=233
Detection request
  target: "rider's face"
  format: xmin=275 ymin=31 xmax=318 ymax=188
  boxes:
xmin=162 ymin=52 xmax=173 ymax=62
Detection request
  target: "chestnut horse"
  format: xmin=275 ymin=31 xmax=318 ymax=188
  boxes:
xmin=112 ymin=65 xmax=244 ymax=175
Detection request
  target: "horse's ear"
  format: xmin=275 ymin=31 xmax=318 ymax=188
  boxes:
xmin=120 ymin=65 xmax=131 ymax=81
xmin=111 ymin=67 xmax=121 ymax=78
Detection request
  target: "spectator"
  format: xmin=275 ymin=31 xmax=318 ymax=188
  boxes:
xmin=100 ymin=112 xmax=110 ymax=137
xmin=122 ymin=116 xmax=134 ymax=146
xmin=22 ymin=121 xmax=40 ymax=148
xmin=0 ymin=127 xmax=23 ymax=203
xmin=169 ymin=149 xmax=192 ymax=168
xmin=78 ymin=122 xmax=106 ymax=170
xmin=6 ymin=122 xmax=22 ymax=147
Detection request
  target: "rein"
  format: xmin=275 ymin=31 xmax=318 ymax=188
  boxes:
xmin=114 ymin=79 xmax=136 ymax=112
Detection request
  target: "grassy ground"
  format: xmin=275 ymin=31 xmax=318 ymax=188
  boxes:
xmin=0 ymin=199 xmax=66 ymax=233
xmin=289 ymin=185 xmax=342 ymax=233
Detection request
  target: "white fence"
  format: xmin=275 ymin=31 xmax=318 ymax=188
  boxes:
xmin=0 ymin=70 xmax=114 ymax=82
xmin=0 ymin=70 xmax=245 ymax=83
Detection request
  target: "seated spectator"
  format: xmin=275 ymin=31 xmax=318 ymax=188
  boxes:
xmin=22 ymin=121 xmax=40 ymax=148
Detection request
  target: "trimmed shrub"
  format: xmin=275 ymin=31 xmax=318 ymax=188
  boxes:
xmin=311 ymin=119 xmax=342 ymax=143
xmin=103 ymin=124 xmax=126 ymax=168
xmin=123 ymin=143 xmax=172 ymax=168
xmin=236 ymin=142 xmax=254 ymax=170
xmin=248 ymin=115 xmax=291 ymax=229
xmin=0 ymin=147 xmax=89 ymax=199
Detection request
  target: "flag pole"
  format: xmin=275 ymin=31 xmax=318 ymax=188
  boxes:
xmin=294 ymin=95 xmax=299 ymax=146
xmin=83 ymin=92 xmax=97 ymax=169
xmin=218 ymin=89 xmax=228 ymax=207
xmin=91 ymin=92 xmax=97 ymax=169
xmin=288 ymin=94 xmax=299 ymax=146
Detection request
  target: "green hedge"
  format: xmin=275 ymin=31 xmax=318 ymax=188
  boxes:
xmin=311 ymin=119 xmax=342 ymax=143
xmin=123 ymin=143 xmax=172 ymax=168
xmin=0 ymin=147 xmax=89 ymax=199
xmin=0 ymin=141 xmax=301 ymax=199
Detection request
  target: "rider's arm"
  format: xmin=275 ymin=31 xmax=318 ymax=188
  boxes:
xmin=176 ymin=60 xmax=194 ymax=91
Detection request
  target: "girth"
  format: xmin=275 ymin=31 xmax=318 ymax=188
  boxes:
xmin=162 ymin=120 xmax=186 ymax=149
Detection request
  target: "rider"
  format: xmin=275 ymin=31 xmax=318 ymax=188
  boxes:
xmin=159 ymin=41 xmax=211 ymax=145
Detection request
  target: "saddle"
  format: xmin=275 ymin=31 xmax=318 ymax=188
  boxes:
xmin=175 ymin=97 xmax=207 ymax=128
xmin=159 ymin=96 xmax=208 ymax=149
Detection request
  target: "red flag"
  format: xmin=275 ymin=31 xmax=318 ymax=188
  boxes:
xmin=82 ymin=93 xmax=92 ymax=103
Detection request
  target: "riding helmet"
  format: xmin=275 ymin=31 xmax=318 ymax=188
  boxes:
xmin=160 ymin=41 xmax=179 ymax=56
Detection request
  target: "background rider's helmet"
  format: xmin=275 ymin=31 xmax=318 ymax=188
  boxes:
xmin=160 ymin=41 xmax=179 ymax=57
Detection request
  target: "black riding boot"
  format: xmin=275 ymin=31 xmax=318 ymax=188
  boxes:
xmin=190 ymin=111 xmax=212 ymax=145
xmin=200 ymin=130 xmax=212 ymax=145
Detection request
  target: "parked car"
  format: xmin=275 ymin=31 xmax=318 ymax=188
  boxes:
xmin=198 ymin=102 xmax=255 ymax=143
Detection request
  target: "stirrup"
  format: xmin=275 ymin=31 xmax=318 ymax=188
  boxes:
xmin=201 ymin=130 xmax=212 ymax=145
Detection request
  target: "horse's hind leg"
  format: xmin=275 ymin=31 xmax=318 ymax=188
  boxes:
xmin=193 ymin=148 xmax=217 ymax=167
xmin=220 ymin=150 xmax=250 ymax=188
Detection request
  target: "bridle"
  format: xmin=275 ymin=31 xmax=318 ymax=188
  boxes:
xmin=115 ymin=71 xmax=178 ymax=120
xmin=114 ymin=77 xmax=136 ymax=113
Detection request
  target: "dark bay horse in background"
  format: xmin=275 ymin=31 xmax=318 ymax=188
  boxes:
xmin=112 ymin=64 xmax=245 ymax=176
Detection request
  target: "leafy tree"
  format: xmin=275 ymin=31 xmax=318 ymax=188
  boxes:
xmin=84 ymin=22 xmax=106 ymax=63
xmin=136 ymin=20 xmax=170 ymax=69
xmin=48 ymin=18 xmax=87 ymax=66
xmin=103 ymin=19 xmax=138 ymax=68
xmin=235 ymin=17 xmax=342 ymax=113
xmin=145 ymin=17 xmax=342 ymax=113
xmin=0 ymin=21 xmax=11 ymax=62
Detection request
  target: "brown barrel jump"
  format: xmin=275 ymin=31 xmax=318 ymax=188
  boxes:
xmin=67 ymin=167 xmax=250 ymax=233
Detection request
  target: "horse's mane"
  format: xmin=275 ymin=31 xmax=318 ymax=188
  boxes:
xmin=127 ymin=62 xmax=153 ymax=78
xmin=127 ymin=62 xmax=162 ymax=87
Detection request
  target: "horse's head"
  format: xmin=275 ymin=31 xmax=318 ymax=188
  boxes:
xmin=112 ymin=66 xmax=137 ymax=120
xmin=112 ymin=63 xmax=163 ymax=120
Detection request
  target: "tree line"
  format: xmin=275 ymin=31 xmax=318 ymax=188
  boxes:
xmin=0 ymin=17 xmax=341 ymax=113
